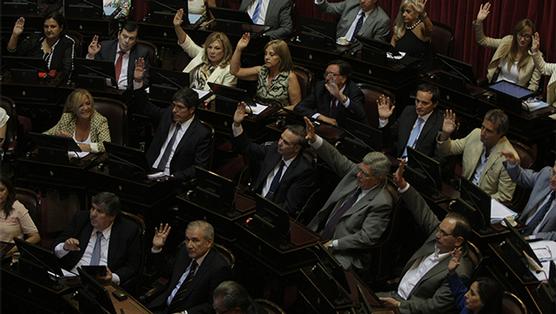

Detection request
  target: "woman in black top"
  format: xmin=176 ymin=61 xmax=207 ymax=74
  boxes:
xmin=391 ymin=0 xmax=433 ymax=64
xmin=7 ymin=11 xmax=75 ymax=81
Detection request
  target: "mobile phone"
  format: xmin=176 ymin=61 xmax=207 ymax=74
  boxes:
xmin=112 ymin=289 xmax=128 ymax=301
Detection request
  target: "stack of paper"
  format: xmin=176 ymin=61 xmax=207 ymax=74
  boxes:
xmin=490 ymin=198 xmax=518 ymax=223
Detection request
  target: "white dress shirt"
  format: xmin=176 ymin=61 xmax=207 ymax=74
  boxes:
xmin=246 ymin=0 xmax=269 ymax=25
xmin=397 ymin=247 xmax=450 ymax=300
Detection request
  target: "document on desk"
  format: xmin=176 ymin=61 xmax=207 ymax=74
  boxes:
xmin=490 ymin=198 xmax=518 ymax=223
xmin=69 ymin=151 xmax=90 ymax=159
xmin=530 ymin=260 xmax=551 ymax=281
xmin=247 ymin=103 xmax=268 ymax=115
xmin=530 ymin=240 xmax=556 ymax=262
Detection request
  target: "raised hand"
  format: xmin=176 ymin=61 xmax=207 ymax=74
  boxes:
xmin=88 ymin=35 xmax=101 ymax=57
xmin=441 ymin=109 xmax=457 ymax=136
xmin=531 ymin=32 xmax=540 ymax=53
xmin=134 ymin=57 xmax=145 ymax=82
xmin=173 ymin=8 xmax=184 ymax=27
xmin=324 ymin=79 xmax=341 ymax=100
xmin=415 ymin=0 xmax=427 ymax=14
xmin=233 ymin=102 xmax=249 ymax=125
xmin=377 ymin=94 xmax=395 ymax=120
xmin=12 ymin=17 xmax=25 ymax=36
xmin=393 ymin=159 xmax=408 ymax=189
xmin=303 ymin=116 xmax=316 ymax=144
xmin=448 ymin=247 xmax=462 ymax=273
xmin=500 ymin=150 xmax=520 ymax=166
xmin=236 ymin=33 xmax=251 ymax=51
xmin=476 ymin=2 xmax=491 ymax=22
xmin=152 ymin=223 xmax=171 ymax=250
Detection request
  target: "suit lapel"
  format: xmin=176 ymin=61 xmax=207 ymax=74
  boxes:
xmin=174 ymin=118 xmax=197 ymax=155
xmin=127 ymin=46 xmax=138 ymax=87
xmin=341 ymin=185 xmax=381 ymax=218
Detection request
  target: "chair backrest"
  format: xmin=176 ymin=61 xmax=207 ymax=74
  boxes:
xmin=137 ymin=40 xmax=159 ymax=67
xmin=431 ymin=22 xmax=454 ymax=56
xmin=509 ymin=140 xmax=537 ymax=210
xmin=502 ymin=291 xmax=528 ymax=314
xmin=293 ymin=65 xmax=314 ymax=99
xmin=0 ymin=96 xmax=18 ymax=155
xmin=15 ymin=187 xmax=41 ymax=231
xmin=213 ymin=243 xmax=236 ymax=270
xmin=356 ymin=83 xmax=395 ymax=128
xmin=199 ymin=120 xmax=215 ymax=169
xmin=120 ymin=211 xmax=146 ymax=293
xmin=93 ymin=97 xmax=128 ymax=145
xmin=467 ymin=240 xmax=482 ymax=269
xmin=253 ymin=299 xmax=286 ymax=314
xmin=65 ymin=30 xmax=84 ymax=58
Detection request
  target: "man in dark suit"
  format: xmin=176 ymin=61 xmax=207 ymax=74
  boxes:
xmin=377 ymin=83 xmax=444 ymax=159
xmin=304 ymin=117 xmax=393 ymax=271
xmin=315 ymin=0 xmax=390 ymax=43
xmin=86 ymin=21 xmax=151 ymax=90
xmin=295 ymin=60 xmax=365 ymax=127
xmin=212 ymin=281 xmax=263 ymax=314
xmin=148 ymin=221 xmax=231 ymax=314
xmin=239 ymin=0 xmax=293 ymax=39
xmin=132 ymin=87 xmax=211 ymax=180
xmin=53 ymin=192 xmax=140 ymax=287
xmin=232 ymin=102 xmax=315 ymax=215
xmin=502 ymin=152 xmax=556 ymax=240
xmin=379 ymin=161 xmax=473 ymax=313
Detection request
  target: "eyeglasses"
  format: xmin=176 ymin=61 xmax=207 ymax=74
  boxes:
xmin=518 ymin=33 xmax=532 ymax=39
xmin=436 ymin=227 xmax=454 ymax=237
xmin=324 ymin=72 xmax=340 ymax=78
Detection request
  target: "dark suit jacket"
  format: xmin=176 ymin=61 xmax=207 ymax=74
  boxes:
xmin=133 ymin=90 xmax=211 ymax=180
xmin=149 ymin=247 xmax=231 ymax=314
xmin=295 ymin=80 xmax=365 ymax=126
xmin=387 ymin=106 xmax=443 ymax=158
xmin=394 ymin=185 xmax=473 ymax=314
xmin=94 ymin=39 xmax=151 ymax=89
xmin=53 ymin=211 xmax=140 ymax=286
xmin=233 ymin=132 xmax=316 ymax=214
xmin=239 ymin=0 xmax=293 ymax=39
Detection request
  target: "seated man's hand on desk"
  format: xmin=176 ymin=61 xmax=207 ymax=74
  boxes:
xmin=63 ymin=238 xmax=80 ymax=251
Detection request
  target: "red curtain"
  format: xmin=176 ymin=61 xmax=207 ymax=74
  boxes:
xmin=295 ymin=0 xmax=556 ymax=81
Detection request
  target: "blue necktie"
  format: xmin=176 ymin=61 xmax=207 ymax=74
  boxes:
xmin=351 ymin=12 xmax=365 ymax=41
xmin=322 ymin=188 xmax=361 ymax=240
xmin=403 ymin=118 xmax=424 ymax=158
xmin=90 ymin=231 xmax=102 ymax=265
xmin=251 ymin=0 xmax=262 ymax=23
xmin=157 ymin=124 xmax=181 ymax=171
xmin=265 ymin=160 xmax=285 ymax=200
xmin=522 ymin=192 xmax=555 ymax=235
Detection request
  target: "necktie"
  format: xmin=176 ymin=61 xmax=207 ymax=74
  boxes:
xmin=329 ymin=99 xmax=339 ymax=118
xmin=114 ymin=50 xmax=126 ymax=84
xmin=251 ymin=0 xmax=262 ymax=23
xmin=168 ymin=260 xmax=198 ymax=311
xmin=90 ymin=231 xmax=103 ymax=265
xmin=351 ymin=12 xmax=365 ymax=41
xmin=265 ymin=160 xmax=285 ymax=200
xmin=522 ymin=192 xmax=555 ymax=235
xmin=403 ymin=117 xmax=424 ymax=158
xmin=157 ymin=124 xmax=181 ymax=171
xmin=321 ymin=188 xmax=361 ymax=240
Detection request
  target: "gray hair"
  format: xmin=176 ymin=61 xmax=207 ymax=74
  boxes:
xmin=213 ymin=281 xmax=253 ymax=312
xmin=187 ymin=220 xmax=214 ymax=241
xmin=362 ymin=151 xmax=391 ymax=178
xmin=484 ymin=109 xmax=509 ymax=135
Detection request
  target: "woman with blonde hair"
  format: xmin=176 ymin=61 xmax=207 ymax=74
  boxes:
xmin=473 ymin=2 xmax=541 ymax=91
xmin=44 ymin=89 xmax=111 ymax=153
xmin=173 ymin=8 xmax=236 ymax=90
xmin=230 ymin=33 xmax=301 ymax=109
xmin=391 ymin=0 xmax=433 ymax=61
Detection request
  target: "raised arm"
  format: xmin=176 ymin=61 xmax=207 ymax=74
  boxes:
xmin=7 ymin=17 xmax=25 ymax=52
xmin=230 ymin=33 xmax=261 ymax=80
xmin=173 ymin=8 xmax=188 ymax=45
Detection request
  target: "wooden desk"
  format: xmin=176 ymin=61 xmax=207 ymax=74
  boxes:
xmin=105 ymin=284 xmax=152 ymax=314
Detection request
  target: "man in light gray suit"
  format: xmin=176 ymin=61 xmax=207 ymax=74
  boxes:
xmin=379 ymin=161 xmax=473 ymax=314
xmin=314 ymin=0 xmax=390 ymax=42
xmin=502 ymin=151 xmax=556 ymax=240
xmin=304 ymin=117 xmax=394 ymax=272
xmin=239 ymin=0 xmax=293 ymax=39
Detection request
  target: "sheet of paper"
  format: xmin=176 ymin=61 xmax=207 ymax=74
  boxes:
xmin=189 ymin=13 xmax=203 ymax=24
xmin=69 ymin=151 xmax=90 ymax=159
xmin=530 ymin=260 xmax=551 ymax=281
xmin=386 ymin=51 xmax=406 ymax=60
xmin=248 ymin=103 xmax=268 ymax=115
xmin=490 ymin=198 xmax=518 ymax=223
xmin=147 ymin=171 xmax=167 ymax=180
xmin=529 ymin=240 xmax=556 ymax=262
xmin=193 ymin=88 xmax=211 ymax=101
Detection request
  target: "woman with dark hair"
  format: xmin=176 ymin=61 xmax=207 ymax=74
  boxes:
xmin=391 ymin=0 xmax=433 ymax=61
xmin=44 ymin=89 xmax=111 ymax=153
xmin=6 ymin=11 xmax=75 ymax=80
xmin=173 ymin=8 xmax=236 ymax=90
xmin=0 ymin=177 xmax=40 ymax=255
xmin=448 ymin=247 xmax=503 ymax=314
xmin=473 ymin=2 xmax=541 ymax=91
xmin=230 ymin=33 xmax=301 ymax=109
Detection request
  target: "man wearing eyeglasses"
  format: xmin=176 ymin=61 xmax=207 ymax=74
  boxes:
xmin=502 ymin=152 xmax=556 ymax=240
xmin=379 ymin=161 xmax=473 ymax=313
xmin=295 ymin=60 xmax=365 ymax=127
xmin=305 ymin=117 xmax=393 ymax=273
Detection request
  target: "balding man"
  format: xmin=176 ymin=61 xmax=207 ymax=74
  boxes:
xmin=304 ymin=117 xmax=394 ymax=272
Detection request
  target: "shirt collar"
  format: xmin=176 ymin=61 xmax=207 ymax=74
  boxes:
xmin=417 ymin=110 xmax=434 ymax=122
